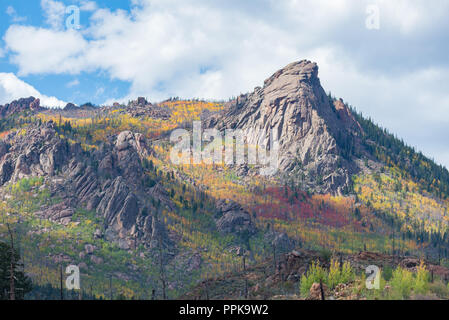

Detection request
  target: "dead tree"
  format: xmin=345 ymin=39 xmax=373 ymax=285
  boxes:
xmin=158 ymin=234 xmax=167 ymax=300
xmin=319 ymin=279 xmax=325 ymax=301
xmin=109 ymin=275 xmax=113 ymax=300
xmin=204 ymin=279 xmax=209 ymax=300
xmin=6 ymin=224 xmax=15 ymax=301
xmin=60 ymin=265 xmax=64 ymax=300
xmin=151 ymin=289 xmax=156 ymax=300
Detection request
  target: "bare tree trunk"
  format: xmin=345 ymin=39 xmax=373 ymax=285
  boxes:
xmin=109 ymin=275 xmax=113 ymax=300
xmin=7 ymin=224 xmax=15 ymax=301
xmin=158 ymin=235 xmax=167 ymax=300
xmin=60 ymin=265 xmax=64 ymax=300
xmin=204 ymin=280 xmax=209 ymax=300
xmin=319 ymin=279 xmax=325 ymax=301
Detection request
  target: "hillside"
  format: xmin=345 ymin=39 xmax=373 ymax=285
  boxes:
xmin=1 ymin=61 xmax=449 ymax=300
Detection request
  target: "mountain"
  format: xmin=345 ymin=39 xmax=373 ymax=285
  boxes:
xmin=205 ymin=60 xmax=364 ymax=194
xmin=0 ymin=97 xmax=41 ymax=118
xmin=1 ymin=61 xmax=449 ymax=300
xmin=0 ymin=119 xmax=176 ymax=249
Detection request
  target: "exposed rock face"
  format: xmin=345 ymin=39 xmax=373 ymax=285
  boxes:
xmin=35 ymin=200 xmax=75 ymax=225
xmin=333 ymin=99 xmax=363 ymax=134
xmin=97 ymin=176 xmax=139 ymax=233
xmin=126 ymin=102 xmax=172 ymax=119
xmin=0 ymin=121 xmax=75 ymax=183
xmin=0 ymin=121 xmax=174 ymax=251
xmin=205 ymin=60 xmax=363 ymax=194
xmin=215 ymin=199 xmax=256 ymax=235
xmin=266 ymin=231 xmax=295 ymax=253
xmin=0 ymin=97 xmax=41 ymax=118
xmin=114 ymin=131 xmax=149 ymax=183
xmin=64 ymin=103 xmax=78 ymax=111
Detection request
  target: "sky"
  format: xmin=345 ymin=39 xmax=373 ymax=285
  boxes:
xmin=0 ymin=0 xmax=448 ymax=168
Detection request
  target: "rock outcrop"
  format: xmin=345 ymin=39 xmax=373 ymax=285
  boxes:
xmin=215 ymin=199 xmax=256 ymax=236
xmin=0 ymin=120 xmax=174 ymax=251
xmin=265 ymin=231 xmax=296 ymax=253
xmin=205 ymin=60 xmax=364 ymax=194
xmin=0 ymin=121 xmax=76 ymax=182
xmin=0 ymin=97 xmax=41 ymax=118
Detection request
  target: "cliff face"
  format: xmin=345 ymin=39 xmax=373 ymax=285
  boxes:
xmin=0 ymin=97 xmax=41 ymax=118
xmin=206 ymin=60 xmax=364 ymax=194
xmin=0 ymin=121 xmax=173 ymax=250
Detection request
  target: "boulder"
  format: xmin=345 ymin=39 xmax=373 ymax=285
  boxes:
xmin=84 ymin=244 xmax=96 ymax=255
xmin=309 ymin=282 xmax=329 ymax=300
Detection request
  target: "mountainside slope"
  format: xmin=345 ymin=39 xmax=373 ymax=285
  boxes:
xmin=1 ymin=61 xmax=449 ymax=300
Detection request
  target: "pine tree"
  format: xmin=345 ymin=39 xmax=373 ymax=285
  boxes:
xmin=0 ymin=241 xmax=32 ymax=300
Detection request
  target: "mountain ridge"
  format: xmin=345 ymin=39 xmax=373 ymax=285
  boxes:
xmin=1 ymin=60 xmax=449 ymax=299
xmin=205 ymin=60 xmax=367 ymax=194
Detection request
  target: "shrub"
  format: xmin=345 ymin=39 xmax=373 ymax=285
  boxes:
xmin=327 ymin=259 xmax=355 ymax=289
xmin=300 ymin=260 xmax=327 ymax=297
xmin=11 ymin=177 xmax=44 ymax=194
xmin=382 ymin=265 xmax=393 ymax=281
xmin=413 ymin=260 xmax=429 ymax=295
xmin=390 ymin=267 xmax=414 ymax=299
xmin=319 ymin=248 xmax=332 ymax=263
xmin=429 ymin=281 xmax=449 ymax=299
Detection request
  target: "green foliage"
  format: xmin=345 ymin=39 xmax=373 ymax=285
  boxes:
xmin=0 ymin=242 xmax=33 ymax=300
xmin=382 ymin=265 xmax=393 ymax=281
xmin=413 ymin=261 xmax=430 ymax=295
xmin=10 ymin=177 xmax=44 ymax=194
xmin=351 ymin=104 xmax=449 ymax=198
xmin=300 ymin=259 xmax=354 ymax=297
xmin=327 ymin=259 xmax=355 ymax=290
xmin=427 ymin=281 xmax=448 ymax=299
xmin=389 ymin=267 xmax=414 ymax=299
xmin=319 ymin=248 xmax=332 ymax=263
xmin=300 ymin=260 xmax=327 ymax=297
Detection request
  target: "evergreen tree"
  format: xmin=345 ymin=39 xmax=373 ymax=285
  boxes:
xmin=0 ymin=242 xmax=32 ymax=300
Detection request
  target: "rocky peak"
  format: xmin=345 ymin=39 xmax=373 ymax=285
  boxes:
xmin=263 ymin=60 xmax=319 ymax=88
xmin=0 ymin=97 xmax=41 ymax=118
xmin=207 ymin=60 xmax=364 ymax=194
xmin=64 ymin=103 xmax=78 ymax=111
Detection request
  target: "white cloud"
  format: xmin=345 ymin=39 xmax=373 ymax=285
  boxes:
xmin=3 ymin=0 xmax=449 ymax=166
xmin=6 ymin=0 xmax=449 ymax=98
xmin=6 ymin=5 xmax=27 ymax=23
xmin=0 ymin=73 xmax=66 ymax=108
xmin=4 ymin=26 xmax=88 ymax=75
xmin=67 ymin=79 xmax=80 ymax=87
xmin=41 ymin=0 xmax=66 ymax=30
xmin=79 ymin=1 xmax=98 ymax=12
xmin=6 ymin=6 xmax=15 ymax=16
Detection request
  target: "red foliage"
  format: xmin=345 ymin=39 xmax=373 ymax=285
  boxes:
xmin=249 ymin=186 xmax=358 ymax=229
